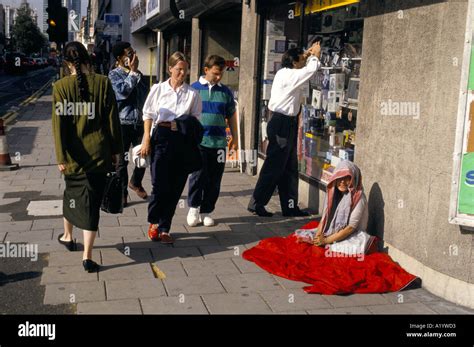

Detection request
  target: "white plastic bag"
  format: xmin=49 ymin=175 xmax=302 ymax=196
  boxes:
xmin=132 ymin=144 xmax=150 ymax=169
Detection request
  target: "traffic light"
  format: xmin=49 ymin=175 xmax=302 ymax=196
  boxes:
xmin=46 ymin=0 xmax=68 ymax=44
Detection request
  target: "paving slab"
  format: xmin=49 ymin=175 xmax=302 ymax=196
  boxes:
xmin=322 ymin=294 xmax=391 ymax=308
xmin=366 ymin=302 xmax=438 ymax=314
xmin=153 ymin=260 xmax=188 ymax=278
xmin=199 ymin=245 xmax=245 ymax=260
xmin=44 ymin=281 xmax=106 ymax=305
xmin=77 ymin=298 xmax=142 ymax=314
xmin=47 ymin=250 xmax=100 ymax=267
xmin=98 ymin=263 xmax=155 ymax=281
xmin=307 ymin=306 xmax=373 ymax=314
xmin=259 ymin=290 xmax=332 ymax=313
xmin=105 ymin=278 xmax=167 ymax=300
xmin=201 ymin=293 xmax=272 ymax=314
xmin=218 ymin=273 xmax=283 ymax=293
xmin=141 ymin=295 xmax=208 ymax=314
xmin=150 ymin=247 xmax=203 ymax=263
xmin=3 ymin=229 xmax=53 ymax=243
xmin=162 ymin=275 xmax=226 ymax=296
xmin=181 ymin=258 xmax=240 ymax=277
xmin=41 ymin=265 xmax=98 ymax=285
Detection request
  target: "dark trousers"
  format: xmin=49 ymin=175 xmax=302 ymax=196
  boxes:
xmin=117 ymin=123 xmax=146 ymax=198
xmin=249 ymin=112 xmax=299 ymax=214
xmin=188 ymin=146 xmax=226 ymax=214
xmin=148 ymin=126 xmax=189 ymax=233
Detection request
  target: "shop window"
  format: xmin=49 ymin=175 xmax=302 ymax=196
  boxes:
xmin=258 ymin=2 xmax=363 ymax=185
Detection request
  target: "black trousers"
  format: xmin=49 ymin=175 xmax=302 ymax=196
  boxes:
xmin=148 ymin=126 xmax=189 ymax=233
xmin=249 ymin=112 xmax=299 ymax=214
xmin=117 ymin=123 xmax=146 ymax=198
xmin=187 ymin=146 xmax=226 ymax=214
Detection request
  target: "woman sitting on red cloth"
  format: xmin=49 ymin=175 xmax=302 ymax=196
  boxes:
xmin=242 ymin=161 xmax=419 ymax=295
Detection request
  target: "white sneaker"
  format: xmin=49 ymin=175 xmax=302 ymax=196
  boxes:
xmin=202 ymin=214 xmax=215 ymax=227
xmin=187 ymin=207 xmax=201 ymax=227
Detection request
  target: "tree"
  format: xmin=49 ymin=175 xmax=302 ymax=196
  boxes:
xmin=11 ymin=6 xmax=47 ymax=55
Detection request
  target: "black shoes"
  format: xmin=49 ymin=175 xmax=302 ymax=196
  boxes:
xmin=122 ymin=195 xmax=128 ymax=208
xmin=248 ymin=206 xmax=274 ymax=217
xmin=57 ymin=233 xmax=76 ymax=252
xmin=282 ymin=208 xmax=311 ymax=217
xmin=82 ymin=259 xmax=100 ymax=273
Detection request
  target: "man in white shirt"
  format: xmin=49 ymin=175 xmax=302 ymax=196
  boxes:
xmin=248 ymin=42 xmax=321 ymax=217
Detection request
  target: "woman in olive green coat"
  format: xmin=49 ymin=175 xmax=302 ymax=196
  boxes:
xmin=52 ymin=41 xmax=123 ymax=272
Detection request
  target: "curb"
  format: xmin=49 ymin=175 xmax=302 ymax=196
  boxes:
xmin=0 ymin=76 xmax=55 ymax=126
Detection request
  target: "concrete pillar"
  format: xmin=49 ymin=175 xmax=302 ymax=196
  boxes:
xmin=190 ymin=17 xmax=202 ymax=83
xmin=158 ymin=30 xmax=166 ymax=81
xmin=237 ymin=0 xmax=260 ymax=176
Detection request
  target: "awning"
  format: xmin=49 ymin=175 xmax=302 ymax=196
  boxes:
xmin=146 ymin=0 xmax=180 ymax=31
xmin=296 ymin=0 xmax=360 ymax=15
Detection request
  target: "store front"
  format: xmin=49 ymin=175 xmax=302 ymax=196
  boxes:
xmin=146 ymin=0 xmax=191 ymax=82
xmin=256 ymin=0 xmax=363 ymax=209
xmin=130 ymin=0 xmax=158 ymax=87
xmin=235 ymin=0 xmax=474 ymax=309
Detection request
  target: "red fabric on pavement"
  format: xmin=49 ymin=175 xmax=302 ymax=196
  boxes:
xmin=242 ymin=221 xmax=418 ymax=295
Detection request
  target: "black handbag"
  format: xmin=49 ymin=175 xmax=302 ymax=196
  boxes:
xmin=100 ymin=172 xmax=123 ymax=214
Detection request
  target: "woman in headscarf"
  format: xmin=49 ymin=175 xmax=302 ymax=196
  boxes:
xmin=297 ymin=160 xmax=375 ymax=255
xmin=243 ymin=161 xmax=419 ymax=295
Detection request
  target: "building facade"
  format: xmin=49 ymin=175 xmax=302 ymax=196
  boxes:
xmin=84 ymin=0 xmax=474 ymax=308
xmin=237 ymin=0 xmax=474 ymax=308
xmin=0 ymin=5 xmax=5 ymax=54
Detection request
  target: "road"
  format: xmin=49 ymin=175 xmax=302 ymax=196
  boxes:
xmin=0 ymin=67 xmax=57 ymax=115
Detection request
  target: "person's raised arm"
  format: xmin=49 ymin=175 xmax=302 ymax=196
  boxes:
xmin=286 ymin=42 xmax=322 ymax=92
xmin=108 ymin=67 xmax=141 ymax=100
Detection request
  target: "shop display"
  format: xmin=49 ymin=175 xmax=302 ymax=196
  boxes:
xmin=259 ymin=2 xmax=363 ymax=185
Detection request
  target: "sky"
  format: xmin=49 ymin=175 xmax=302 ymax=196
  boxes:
xmin=1 ymin=0 xmax=88 ymax=30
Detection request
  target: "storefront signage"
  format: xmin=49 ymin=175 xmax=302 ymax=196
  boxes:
xmin=146 ymin=0 xmax=160 ymax=20
xmin=131 ymin=0 xmax=147 ymax=32
xmin=450 ymin=1 xmax=474 ymax=225
xmin=296 ymin=0 xmax=360 ymax=15
xmin=457 ymin=25 xmax=474 ymax=215
xmin=104 ymin=14 xmax=121 ymax=25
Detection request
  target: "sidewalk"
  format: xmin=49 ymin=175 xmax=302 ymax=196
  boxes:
xmin=0 ymin=89 xmax=473 ymax=314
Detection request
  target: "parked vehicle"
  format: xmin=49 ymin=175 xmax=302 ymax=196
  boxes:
xmin=25 ymin=57 xmax=36 ymax=70
xmin=34 ymin=57 xmax=42 ymax=68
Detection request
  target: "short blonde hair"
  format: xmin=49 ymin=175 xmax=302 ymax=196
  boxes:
xmin=168 ymin=51 xmax=188 ymax=69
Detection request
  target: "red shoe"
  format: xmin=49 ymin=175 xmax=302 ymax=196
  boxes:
xmin=147 ymin=224 xmax=160 ymax=241
xmin=159 ymin=232 xmax=174 ymax=244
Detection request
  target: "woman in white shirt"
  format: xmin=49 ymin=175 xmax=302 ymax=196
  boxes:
xmin=141 ymin=52 xmax=202 ymax=244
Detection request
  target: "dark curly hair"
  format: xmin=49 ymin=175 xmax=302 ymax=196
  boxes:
xmin=63 ymin=41 xmax=92 ymax=102
xmin=281 ymin=47 xmax=304 ymax=69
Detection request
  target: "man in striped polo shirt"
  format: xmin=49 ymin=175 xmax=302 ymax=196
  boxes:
xmin=187 ymin=55 xmax=238 ymax=227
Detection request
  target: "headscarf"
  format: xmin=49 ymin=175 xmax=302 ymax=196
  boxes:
xmin=320 ymin=161 xmax=364 ymax=236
